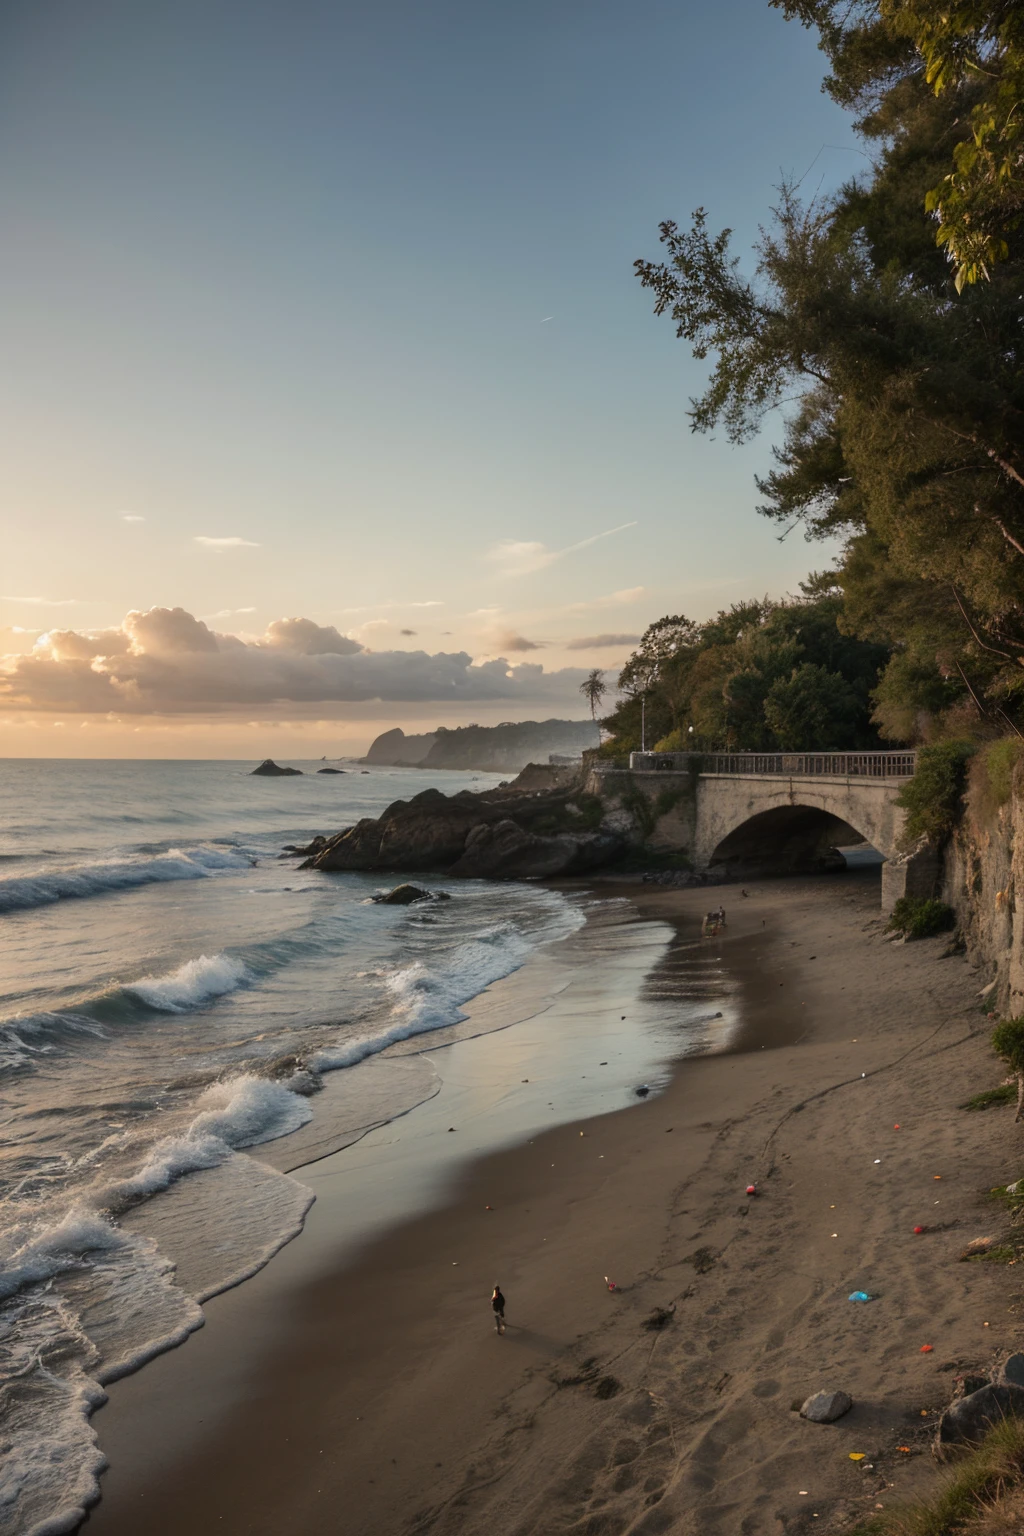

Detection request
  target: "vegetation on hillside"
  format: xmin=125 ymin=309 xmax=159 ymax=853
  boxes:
xmin=623 ymin=0 xmax=1024 ymax=756
xmin=601 ymin=581 xmax=890 ymax=753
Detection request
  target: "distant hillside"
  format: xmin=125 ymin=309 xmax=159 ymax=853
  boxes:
xmin=363 ymin=718 xmax=599 ymax=772
xmin=362 ymin=727 xmax=437 ymax=766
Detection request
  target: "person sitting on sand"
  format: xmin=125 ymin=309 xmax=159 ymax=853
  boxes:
xmin=491 ymin=1285 xmax=506 ymax=1334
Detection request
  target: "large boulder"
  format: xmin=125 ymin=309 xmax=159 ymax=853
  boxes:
xmin=251 ymin=759 xmax=302 ymax=776
xmin=937 ymin=1382 xmax=1024 ymax=1449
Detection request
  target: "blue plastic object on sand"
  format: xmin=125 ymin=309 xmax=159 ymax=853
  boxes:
xmin=848 ymin=1290 xmax=872 ymax=1302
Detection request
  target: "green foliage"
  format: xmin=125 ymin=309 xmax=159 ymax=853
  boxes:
xmin=844 ymin=1414 xmax=1024 ymax=1535
xmin=603 ymin=591 xmax=889 ymax=753
xmin=619 ymin=782 xmax=656 ymax=839
xmin=886 ymin=896 xmax=956 ymax=938
xmin=992 ymin=1017 xmax=1024 ymax=1076
xmin=960 ymin=1082 xmax=1016 ymax=1110
xmin=635 ymin=0 xmax=1024 ymax=746
xmin=970 ymin=734 xmax=1024 ymax=820
xmin=895 ymin=741 xmax=976 ymax=843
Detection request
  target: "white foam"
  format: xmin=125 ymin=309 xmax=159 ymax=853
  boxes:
xmin=312 ymin=925 xmax=531 ymax=1071
xmin=126 ymin=953 xmax=250 ymax=1012
xmin=0 ymin=844 xmax=252 ymax=914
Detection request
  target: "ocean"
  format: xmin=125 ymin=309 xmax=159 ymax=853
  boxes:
xmin=0 ymin=759 xmax=737 ymax=1535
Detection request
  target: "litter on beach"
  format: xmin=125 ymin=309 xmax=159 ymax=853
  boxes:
xmin=849 ymin=1453 xmax=866 ymax=1461
xmin=920 ymin=1344 xmax=934 ymax=1352
xmin=848 ymin=1291 xmax=872 ymax=1303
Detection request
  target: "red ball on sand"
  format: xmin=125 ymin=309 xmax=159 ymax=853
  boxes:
xmin=746 ymin=1184 xmax=757 ymax=1196
xmin=913 ymin=1225 xmax=924 ymax=1234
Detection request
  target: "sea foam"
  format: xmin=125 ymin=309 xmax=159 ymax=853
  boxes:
xmin=0 ymin=844 xmax=252 ymax=914
xmin=126 ymin=953 xmax=250 ymax=1012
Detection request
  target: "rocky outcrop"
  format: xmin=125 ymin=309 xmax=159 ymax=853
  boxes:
xmin=317 ymin=767 xmax=346 ymax=774
xmin=421 ymin=719 xmax=598 ymax=773
xmin=301 ymin=783 xmax=628 ymax=880
xmin=362 ymin=727 xmax=437 ymax=766
xmin=251 ymin=759 xmax=303 ymax=776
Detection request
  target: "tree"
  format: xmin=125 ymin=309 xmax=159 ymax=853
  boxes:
xmin=602 ymin=590 xmax=888 ymax=753
xmin=633 ymin=9 xmax=1024 ymax=742
xmin=772 ymin=0 xmax=1024 ymax=290
xmin=579 ymin=669 xmax=608 ymax=722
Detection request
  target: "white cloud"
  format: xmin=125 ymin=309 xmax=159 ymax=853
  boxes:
xmin=1 ymin=604 xmax=589 ymax=715
xmin=341 ymin=599 xmax=443 ymax=613
xmin=122 ymin=514 xmax=145 ymax=523
xmin=2 ymin=596 xmax=79 ymax=607
xmin=203 ymin=607 xmax=257 ymax=619
xmin=194 ymin=536 xmax=261 ymax=550
xmin=486 ymin=522 xmax=637 ymax=578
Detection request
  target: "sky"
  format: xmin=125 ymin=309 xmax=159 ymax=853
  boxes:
xmin=0 ymin=0 xmax=860 ymax=758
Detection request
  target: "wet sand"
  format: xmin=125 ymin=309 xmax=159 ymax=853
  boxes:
xmin=85 ymin=871 xmax=1013 ymax=1535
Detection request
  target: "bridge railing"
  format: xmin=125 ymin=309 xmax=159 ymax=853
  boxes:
xmin=628 ymin=750 xmax=917 ymax=779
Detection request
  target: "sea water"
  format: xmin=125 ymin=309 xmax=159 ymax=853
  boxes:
xmin=0 ymin=759 xmax=739 ymax=1535
xmin=0 ymin=760 xmax=595 ymax=1533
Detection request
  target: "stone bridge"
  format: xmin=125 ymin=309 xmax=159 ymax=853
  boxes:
xmin=588 ymin=751 xmax=932 ymax=911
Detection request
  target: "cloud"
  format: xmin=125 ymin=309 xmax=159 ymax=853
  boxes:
xmin=565 ymin=633 xmax=641 ymax=650
xmin=2 ymin=596 xmax=79 ymax=607
xmin=194 ymin=536 xmax=261 ymax=550
xmin=203 ymin=607 xmax=257 ymax=620
xmin=400 ymin=628 xmax=416 ymax=636
xmin=1 ymin=604 xmax=590 ymax=715
xmin=341 ymin=600 xmax=443 ymax=613
xmin=261 ymin=617 xmax=362 ymax=656
xmin=122 ymin=514 xmax=145 ymax=523
xmin=568 ymin=586 xmax=646 ymax=611
xmin=486 ymin=522 xmax=637 ymax=578
xmin=491 ymin=630 xmax=545 ymax=653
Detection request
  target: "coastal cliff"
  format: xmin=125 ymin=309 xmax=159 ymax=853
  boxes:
xmin=362 ymin=719 xmax=599 ymax=773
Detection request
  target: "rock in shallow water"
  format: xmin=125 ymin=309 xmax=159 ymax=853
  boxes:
xmin=800 ymin=1390 xmax=852 ymax=1423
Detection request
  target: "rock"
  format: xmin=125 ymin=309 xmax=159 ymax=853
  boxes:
xmin=996 ymin=1353 xmax=1024 ymax=1388
xmin=281 ymin=836 xmax=328 ymax=856
xmin=937 ymin=1383 xmax=1024 ymax=1449
xmin=251 ymin=759 xmax=302 ymax=776
xmin=303 ymin=781 xmax=626 ymax=879
xmin=317 ymin=767 xmax=346 ymax=774
xmin=960 ymin=1236 xmax=998 ymax=1259
xmin=373 ymin=884 xmax=431 ymax=905
xmin=800 ymin=1390 xmax=852 ymax=1424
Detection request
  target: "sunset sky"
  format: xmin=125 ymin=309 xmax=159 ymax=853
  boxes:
xmin=1 ymin=0 xmax=856 ymax=757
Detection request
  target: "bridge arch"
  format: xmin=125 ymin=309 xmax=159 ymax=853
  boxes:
xmin=693 ymin=776 xmax=906 ymax=873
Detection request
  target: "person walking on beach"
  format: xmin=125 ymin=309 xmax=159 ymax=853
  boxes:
xmin=491 ymin=1285 xmax=506 ymax=1334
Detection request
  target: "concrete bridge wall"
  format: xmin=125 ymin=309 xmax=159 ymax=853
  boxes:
xmin=587 ymin=761 xmax=933 ymax=912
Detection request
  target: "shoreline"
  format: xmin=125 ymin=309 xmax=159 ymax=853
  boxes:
xmin=83 ymin=871 xmax=1014 ymax=1535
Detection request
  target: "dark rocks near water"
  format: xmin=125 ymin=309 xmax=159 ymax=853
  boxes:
xmin=800 ymin=1390 xmax=852 ymax=1423
xmin=299 ymin=781 xmax=626 ymax=882
xmin=372 ymin=883 xmax=451 ymax=906
xmin=281 ymin=836 xmax=328 ymax=857
xmin=251 ymin=759 xmax=303 ymax=776
xmin=317 ymin=767 xmax=346 ymax=774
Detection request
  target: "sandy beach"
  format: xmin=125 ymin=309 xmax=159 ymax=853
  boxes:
xmin=82 ymin=868 xmax=1017 ymax=1535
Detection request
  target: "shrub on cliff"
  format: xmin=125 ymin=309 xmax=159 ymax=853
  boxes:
xmin=992 ymin=1019 xmax=1024 ymax=1123
xmin=886 ymin=896 xmax=955 ymax=940
xmin=896 ymin=741 xmax=976 ymax=844
xmin=970 ymin=737 xmax=1024 ymax=821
